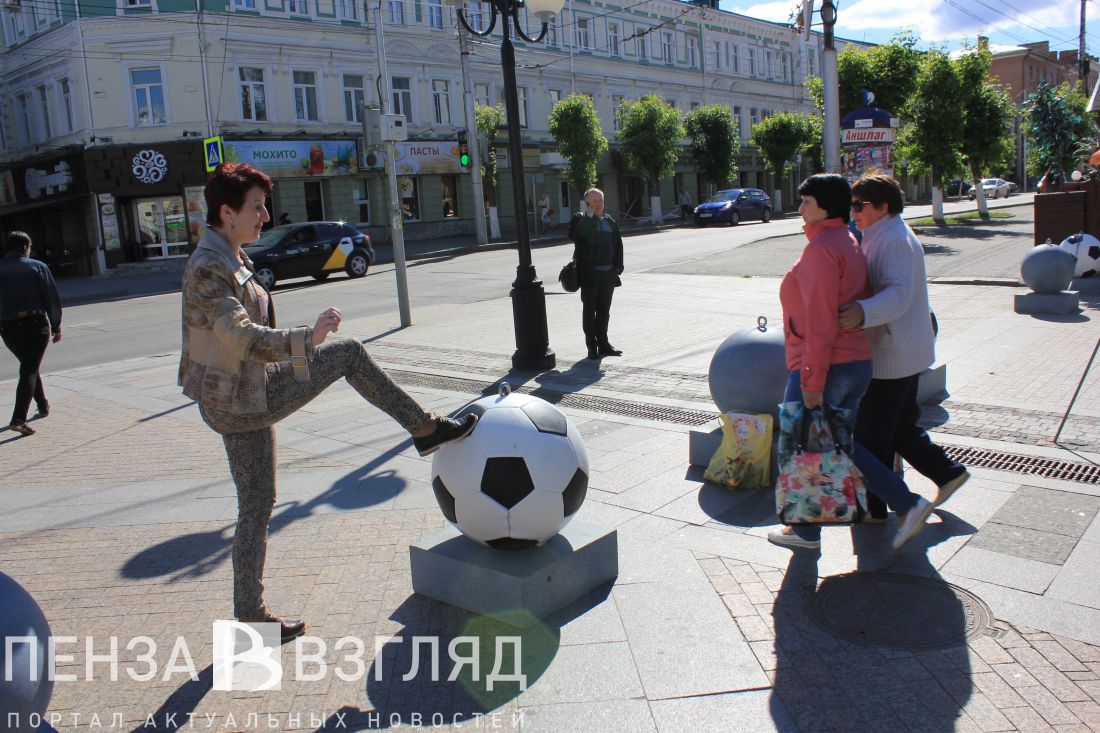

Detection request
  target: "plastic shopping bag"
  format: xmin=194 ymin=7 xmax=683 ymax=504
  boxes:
xmin=704 ymin=412 xmax=774 ymax=489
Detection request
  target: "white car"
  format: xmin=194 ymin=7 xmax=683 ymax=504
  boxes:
xmin=968 ymin=178 xmax=1012 ymax=199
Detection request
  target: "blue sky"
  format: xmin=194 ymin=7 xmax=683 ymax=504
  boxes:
xmin=720 ymin=0 xmax=1091 ymax=57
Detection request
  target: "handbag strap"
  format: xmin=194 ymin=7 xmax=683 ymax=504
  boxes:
xmin=797 ymin=405 xmax=843 ymax=454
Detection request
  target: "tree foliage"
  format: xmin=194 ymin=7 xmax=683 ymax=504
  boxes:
xmin=897 ymin=51 xmax=965 ymax=186
xmin=683 ymin=104 xmax=740 ymax=188
xmin=749 ymin=112 xmax=818 ymax=184
xmin=474 ymin=103 xmax=505 ymax=205
xmin=615 ymin=95 xmax=684 ymax=195
xmin=1025 ymin=82 xmax=1096 ymax=179
xmin=548 ymin=94 xmax=609 ymax=198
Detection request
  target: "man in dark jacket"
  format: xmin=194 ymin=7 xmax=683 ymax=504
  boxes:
xmin=569 ymin=188 xmax=624 ymax=359
xmin=0 ymin=231 xmax=62 ymax=436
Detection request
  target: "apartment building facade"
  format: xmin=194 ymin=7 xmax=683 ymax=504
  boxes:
xmin=0 ymin=0 xmax=837 ymax=274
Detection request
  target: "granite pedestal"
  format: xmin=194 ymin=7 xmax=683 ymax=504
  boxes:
xmin=410 ymin=522 xmax=618 ymax=625
xmin=1072 ymin=277 xmax=1100 ymax=294
xmin=1014 ymin=291 xmax=1080 ymax=314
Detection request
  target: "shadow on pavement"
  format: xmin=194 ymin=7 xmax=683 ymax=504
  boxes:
xmin=132 ymin=664 xmax=214 ymax=732
xmin=703 ymin=485 xmax=780 ymax=529
xmin=120 ymin=449 xmax=410 ymax=581
xmin=770 ymin=510 xmax=975 ymax=732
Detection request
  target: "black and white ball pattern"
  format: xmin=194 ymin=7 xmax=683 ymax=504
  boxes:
xmin=1060 ymin=232 xmax=1100 ymax=278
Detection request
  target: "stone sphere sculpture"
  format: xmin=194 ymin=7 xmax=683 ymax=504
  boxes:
xmin=708 ymin=316 xmax=787 ymax=418
xmin=0 ymin=572 xmax=53 ymax=733
xmin=1021 ymin=244 xmax=1076 ymax=294
xmin=431 ymin=386 xmax=589 ymax=550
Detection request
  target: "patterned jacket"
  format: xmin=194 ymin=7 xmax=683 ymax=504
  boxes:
xmin=178 ymin=229 xmax=312 ymax=414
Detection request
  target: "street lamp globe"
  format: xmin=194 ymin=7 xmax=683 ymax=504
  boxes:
xmin=525 ymin=0 xmax=565 ymax=21
xmin=820 ymin=0 xmax=836 ymax=26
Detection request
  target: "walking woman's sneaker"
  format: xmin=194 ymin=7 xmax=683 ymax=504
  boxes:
xmin=767 ymin=526 xmax=821 ymax=551
xmin=892 ymin=497 xmax=935 ymax=550
xmin=414 ymin=414 xmax=479 ymax=456
xmin=934 ymin=470 xmax=970 ymax=507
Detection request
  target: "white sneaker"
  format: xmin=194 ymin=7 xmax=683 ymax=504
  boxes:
xmin=892 ymin=497 xmax=935 ymax=550
xmin=767 ymin=527 xmax=821 ymax=551
xmin=934 ymin=470 xmax=970 ymax=507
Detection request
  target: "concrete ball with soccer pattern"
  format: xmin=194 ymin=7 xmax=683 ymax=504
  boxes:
xmin=430 ymin=389 xmax=589 ymax=550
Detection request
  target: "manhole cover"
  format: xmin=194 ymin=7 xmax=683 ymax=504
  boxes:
xmin=809 ymin=572 xmax=995 ymax=650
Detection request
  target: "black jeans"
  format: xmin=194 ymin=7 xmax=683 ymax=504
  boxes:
xmin=1 ymin=315 xmax=50 ymax=425
xmin=580 ymin=282 xmax=616 ymax=349
xmin=856 ymin=373 xmax=965 ymax=516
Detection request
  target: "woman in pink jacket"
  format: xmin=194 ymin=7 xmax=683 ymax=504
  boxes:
xmin=768 ymin=174 xmax=933 ymax=553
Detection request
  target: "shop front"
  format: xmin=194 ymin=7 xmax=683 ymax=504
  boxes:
xmin=84 ymin=141 xmax=209 ymax=268
xmin=0 ymin=149 xmax=95 ymax=276
xmin=222 ymin=138 xmax=360 ymax=232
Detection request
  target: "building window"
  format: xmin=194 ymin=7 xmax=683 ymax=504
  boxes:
xmin=428 ymin=0 xmax=443 ymax=28
xmin=14 ymin=93 xmax=30 ymax=146
xmin=354 ymin=180 xmax=370 ymax=224
xmin=545 ymin=15 xmax=557 ymax=47
xmin=432 ymin=79 xmax=451 ymax=124
xmin=293 ymin=71 xmax=318 ymax=121
xmin=399 ymin=176 xmax=420 ymax=221
xmin=466 ymin=1 xmax=485 ymax=32
xmin=233 ymin=0 xmax=256 ymax=9
xmin=338 ymin=0 xmax=359 ymax=21
xmin=750 ymin=107 xmax=759 ymax=132
xmin=6 ymin=7 xmax=26 ymax=41
xmin=126 ymin=0 xmax=151 ymax=7
xmin=733 ymin=106 xmax=743 ymax=138
xmin=239 ymin=67 xmax=267 ymax=121
xmin=636 ymin=28 xmax=647 ymax=60
xmin=131 ymin=68 xmax=166 ymax=126
xmin=690 ymin=100 xmax=700 ymax=111
xmin=576 ymin=18 xmax=590 ymax=51
xmin=441 ymin=175 xmax=459 ymax=218
xmin=474 ymin=82 xmax=490 ymax=107
xmin=749 ymin=48 xmax=756 ymax=75
xmin=733 ymin=44 xmax=739 ymax=72
xmin=287 ymin=0 xmax=307 ymax=15
xmin=783 ymin=52 xmax=790 ymax=81
xmin=58 ymin=78 xmax=73 ymax=133
xmin=344 ymin=74 xmax=365 ymax=123
xmin=688 ymin=36 xmax=698 ymax=68
xmin=392 ymin=76 xmax=412 ymax=121
xmin=517 ymin=85 xmax=528 ymax=128
xmin=808 ymin=49 xmax=815 ymax=77
xmin=713 ymin=41 xmax=721 ymax=70
xmin=34 ymin=0 xmax=56 ymax=28
xmin=662 ymin=33 xmax=673 ymax=64
xmin=612 ymin=94 xmax=623 ymax=131
xmin=36 ymin=85 xmax=51 ymax=140
xmin=548 ymin=89 xmax=561 ymax=106
xmin=608 ymin=22 xmax=620 ymax=56
xmin=387 ymin=0 xmax=403 ymax=24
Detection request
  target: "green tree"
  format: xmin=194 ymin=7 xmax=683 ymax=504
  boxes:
xmin=474 ymin=103 xmax=505 ymax=206
xmin=896 ymin=50 xmax=966 ymax=224
xmin=616 ymin=95 xmax=684 ymax=219
xmin=749 ymin=112 xmax=817 ymax=202
xmin=683 ymin=104 xmax=740 ymax=190
xmin=955 ymin=46 xmax=1015 ymax=215
xmin=1025 ymin=81 xmax=1096 ymax=188
xmin=548 ymin=94 xmax=608 ymax=201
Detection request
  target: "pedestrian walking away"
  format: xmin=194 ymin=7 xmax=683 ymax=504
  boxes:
xmin=569 ymin=188 xmax=624 ymax=360
xmin=840 ymin=173 xmax=969 ymax=516
xmin=180 ymin=163 xmax=477 ymax=642
xmin=0 ymin=231 xmax=62 ymax=437
xmin=679 ymin=189 xmax=693 ymax=220
xmin=768 ymin=174 xmax=933 ymax=553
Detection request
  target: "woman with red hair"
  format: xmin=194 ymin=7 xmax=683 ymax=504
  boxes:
xmin=180 ymin=163 xmax=476 ymax=641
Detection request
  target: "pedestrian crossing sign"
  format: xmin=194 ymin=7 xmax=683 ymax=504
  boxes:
xmin=204 ymin=136 xmax=224 ymax=172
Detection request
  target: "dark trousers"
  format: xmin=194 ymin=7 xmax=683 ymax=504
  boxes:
xmin=856 ymin=373 xmax=965 ymax=516
xmin=580 ymin=282 xmax=615 ymax=348
xmin=1 ymin=316 xmax=49 ymax=425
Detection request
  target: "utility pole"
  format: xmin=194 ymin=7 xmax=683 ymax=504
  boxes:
xmin=1081 ymin=0 xmax=1090 ymax=85
xmin=458 ymin=24 xmax=488 ymax=244
xmin=373 ymin=1 xmax=412 ymax=327
xmin=820 ymin=1 xmax=841 ymax=175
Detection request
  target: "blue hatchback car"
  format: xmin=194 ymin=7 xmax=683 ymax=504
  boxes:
xmin=693 ymin=188 xmax=773 ymax=226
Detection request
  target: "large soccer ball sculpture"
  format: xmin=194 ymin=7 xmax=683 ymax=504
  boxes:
xmin=431 ymin=388 xmax=589 ymax=550
xmin=1059 ymin=232 xmax=1100 ymax=278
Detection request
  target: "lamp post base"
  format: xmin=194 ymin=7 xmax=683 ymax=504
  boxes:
xmin=510 ymin=277 xmax=555 ymax=371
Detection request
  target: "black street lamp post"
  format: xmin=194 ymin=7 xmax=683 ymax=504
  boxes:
xmin=456 ymin=0 xmax=562 ymax=371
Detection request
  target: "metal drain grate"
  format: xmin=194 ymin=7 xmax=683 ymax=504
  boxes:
xmin=389 ymin=370 xmax=716 ymax=426
xmin=942 ymin=445 xmax=1100 ymax=485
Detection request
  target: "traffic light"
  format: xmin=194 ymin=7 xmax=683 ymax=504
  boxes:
xmin=457 ymin=130 xmax=471 ymax=170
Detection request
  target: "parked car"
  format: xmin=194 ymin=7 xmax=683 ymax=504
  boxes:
xmin=1006 ymin=180 xmax=1019 ymax=194
xmin=968 ymin=178 xmax=1012 ymax=200
xmin=946 ymin=179 xmax=972 ymax=197
xmin=244 ymin=222 xmax=374 ymax=289
xmin=693 ymin=188 xmax=773 ymax=226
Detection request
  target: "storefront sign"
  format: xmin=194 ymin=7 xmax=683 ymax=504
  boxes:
xmin=25 ymin=161 xmax=73 ymax=199
xmin=841 ymin=128 xmax=896 ymax=145
xmin=98 ymin=194 xmax=121 ymax=251
xmin=223 ymin=140 xmax=358 ymax=178
xmin=362 ymin=141 xmax=463 ymax=175
xmin=0 ymin=171 xmax=15 ymax=207
xmin=132 ymin=150 xmax=169 ymax=184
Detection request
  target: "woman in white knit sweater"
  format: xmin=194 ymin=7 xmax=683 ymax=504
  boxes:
xmin=839 ymin=173 xmax=969 ymax=520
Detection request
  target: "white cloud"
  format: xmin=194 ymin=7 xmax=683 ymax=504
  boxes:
xmin=725 ymin=1 xmax=796 ymax=24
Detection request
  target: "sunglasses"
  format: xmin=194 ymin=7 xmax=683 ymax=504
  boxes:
xmin=850 ymin=200 xmax=870 ymax=212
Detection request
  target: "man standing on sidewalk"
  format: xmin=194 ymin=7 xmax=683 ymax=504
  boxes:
xmin=569 ymin=188 xmax=624 ymax=360
xmin=840 ymin=174 xmax=969 ymax=519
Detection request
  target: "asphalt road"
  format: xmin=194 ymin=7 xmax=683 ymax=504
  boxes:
xmin=0 ymin=195 xmax=1035 ymax=381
